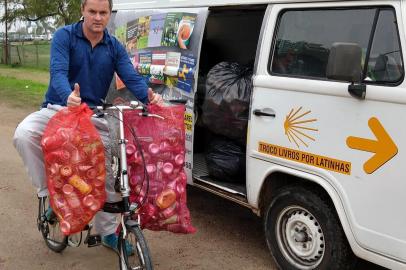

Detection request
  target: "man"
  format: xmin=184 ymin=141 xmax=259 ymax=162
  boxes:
xmin=13 ymin=0 xmax=162 ymax=252
xmin=272 ymin=48 xmax=295 ymax=74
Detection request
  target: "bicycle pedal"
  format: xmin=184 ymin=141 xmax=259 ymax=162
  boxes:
xmin=86 ymin=234 xmax=102 ymax=247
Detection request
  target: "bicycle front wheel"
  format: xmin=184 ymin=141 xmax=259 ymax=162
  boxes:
xmin=119 ymin=224 xmax=153 ymax=270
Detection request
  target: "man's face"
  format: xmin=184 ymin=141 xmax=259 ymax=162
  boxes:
xmin=81 ymin=0 xmax=111 ymax=35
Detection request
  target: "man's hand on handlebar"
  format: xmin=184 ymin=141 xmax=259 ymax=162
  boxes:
xmin=148 ymin=88 xmax=164 ymax=106
xmin=67 ymin=83 xmax=81 ymax=107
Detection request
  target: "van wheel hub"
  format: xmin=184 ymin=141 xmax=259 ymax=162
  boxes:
xmin=276 ymin=206 xmax=325 ymax=268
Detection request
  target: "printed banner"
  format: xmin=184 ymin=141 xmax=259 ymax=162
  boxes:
xmin=108 ymin=8 xmax=209 ymax=184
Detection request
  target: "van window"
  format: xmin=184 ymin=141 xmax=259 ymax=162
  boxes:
xmin=365 ymin=9 xmax=403 ymax=83
xmin=270 ymin=7 xmax=404 ymax=84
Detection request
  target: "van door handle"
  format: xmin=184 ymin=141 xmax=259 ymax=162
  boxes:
xmin=253 ymin=109 xmax=275 ymax=117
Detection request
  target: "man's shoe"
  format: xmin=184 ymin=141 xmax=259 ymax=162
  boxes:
xmin=102 ymin=233 xmax=134 ymax=256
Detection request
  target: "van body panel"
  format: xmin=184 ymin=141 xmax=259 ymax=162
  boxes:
xmin=249 ymin=0 xmax=406 ymax=263
xmin=113 ymin=0 xmax=372 ymax=11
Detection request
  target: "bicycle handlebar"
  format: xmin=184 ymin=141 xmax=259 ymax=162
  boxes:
xmin=90 ymin=100 xmax=165 ymax=120
xmin=89 ymin=100 xmax=143 ymax=111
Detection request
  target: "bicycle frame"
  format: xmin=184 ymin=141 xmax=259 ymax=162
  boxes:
xmin=95 ymin=101 xmax=151 ymax=216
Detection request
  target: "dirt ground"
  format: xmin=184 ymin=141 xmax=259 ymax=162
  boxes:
xmin=0 ymin=103 xmax=385 ymax=270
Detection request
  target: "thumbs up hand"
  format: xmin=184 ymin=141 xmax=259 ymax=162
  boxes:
xmin=67 ymin=83 xmax=81 ymax=107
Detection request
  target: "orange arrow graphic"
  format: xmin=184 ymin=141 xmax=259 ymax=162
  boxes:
xmin=346 ymin=117 xmax=398 ymax=174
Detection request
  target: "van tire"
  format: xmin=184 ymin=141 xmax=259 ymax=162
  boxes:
xmin=264 ymin=185 xmax=356 ymax=270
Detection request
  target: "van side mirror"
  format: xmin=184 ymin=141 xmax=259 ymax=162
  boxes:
xmin=326 ymin=43 xmax=362 ymax=82
xmin=326 ymin=43 xmax=365 ymax=99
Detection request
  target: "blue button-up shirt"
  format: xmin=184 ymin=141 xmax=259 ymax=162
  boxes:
xmin=42 ymin=21 xmax=148 ymax=107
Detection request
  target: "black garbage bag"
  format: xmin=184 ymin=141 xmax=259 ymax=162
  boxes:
xmin=201 ymin=62 xmax=253 ymax=145
xmin=205 ymin=137 xmax=246 ymax=183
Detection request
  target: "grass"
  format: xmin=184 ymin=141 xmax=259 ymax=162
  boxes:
xmin=0 ymin=66 xmax=48 ymax=108
xmin=0 ymin=64 xmax=50 ymax=83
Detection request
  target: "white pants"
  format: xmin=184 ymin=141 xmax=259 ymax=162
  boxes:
xmin=13 ymin=104 xmax=119 ymax=236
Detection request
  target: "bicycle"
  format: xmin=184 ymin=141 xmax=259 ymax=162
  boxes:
xmin=37 ymin=100 xmax=159 ymax=270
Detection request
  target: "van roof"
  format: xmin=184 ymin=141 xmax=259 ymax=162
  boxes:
xmin=113 ymin=0 xmax=364 ymax=10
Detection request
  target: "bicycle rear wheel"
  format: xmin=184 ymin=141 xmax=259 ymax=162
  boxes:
xmin=37 ymin=196 xmax=68 ymax=253
xmin=119 ymin=224 xmax=153 ymax=270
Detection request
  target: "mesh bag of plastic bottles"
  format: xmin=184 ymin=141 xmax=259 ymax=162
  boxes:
xmin=124 ymin=104 xmax=196 ymax=234
xmin=41 ymin=104 xmax=106 ymax=235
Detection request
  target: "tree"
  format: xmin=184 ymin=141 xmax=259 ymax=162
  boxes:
xmin=1 ymin=0 xmax=11 ymax=64
xmin=2 ymin=0 xmax=81 ymax=27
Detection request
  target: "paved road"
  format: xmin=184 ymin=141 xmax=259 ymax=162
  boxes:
xmin=0 ymin=104 xmax=386 ymax=270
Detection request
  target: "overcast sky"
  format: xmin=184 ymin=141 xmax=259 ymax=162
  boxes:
xmin=0 ymin=3 xmax=26 ymax=33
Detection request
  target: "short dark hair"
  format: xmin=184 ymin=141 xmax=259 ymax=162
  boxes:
xmin=81 ymin=0 xmax=113 ymax=11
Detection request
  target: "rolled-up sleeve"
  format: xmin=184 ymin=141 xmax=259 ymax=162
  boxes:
xmin=49 ymin=29 xmax=72 ymax=105
xmin=114 ymin=41 xmax=148 ymax=104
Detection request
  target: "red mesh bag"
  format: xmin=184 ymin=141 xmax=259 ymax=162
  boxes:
xmin=124 ymin=104 xmax=196 ymax=234
xmin=41 ymin=104 xmax=106 ymax=235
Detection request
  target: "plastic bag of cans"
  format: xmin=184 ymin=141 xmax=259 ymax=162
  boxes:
xmin=124 ymin=104 xmax=196 ymax=234
xmin=41 ymin=104 xmax=106 ymax=235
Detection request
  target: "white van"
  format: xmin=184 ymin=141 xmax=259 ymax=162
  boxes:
xmin=110 ymin=1 xmax=406 ymax=269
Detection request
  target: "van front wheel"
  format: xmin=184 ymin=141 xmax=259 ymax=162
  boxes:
xmin=264 ymin=185 xmax=356 ymax=270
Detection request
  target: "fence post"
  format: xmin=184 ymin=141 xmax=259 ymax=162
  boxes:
xmin=16 ymin=45 xmax=22 ymax=64
xmin=8 ymin=43 xmax=11 ymax=65
xmin=21 ymin=45 xmax=24 ymax=65
xmin=36 ymin=44 xmax=39 ymax=67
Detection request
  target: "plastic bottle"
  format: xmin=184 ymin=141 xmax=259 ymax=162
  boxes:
xmin=68 ymin=175 xmax=92 ymax=195
xmin=46 ymin=150 xmax=71 ymax=164
xmin=55 ymin=127 xmax=71 ymax=141
xmin=89 ymin=200 xmax=100 ymax=212
xmin=160 ymin=202 xmax=178 ymax=219
xmin=70 ymin=148 xmax=85 ymax=164
xmin=86 ymin=168 xmax=97 ymax=179
xmin=159 ymin=141 xmax=171 ymax=152
xmin=126 ymin=143 xmax=136 ymax=156
xmin=41 ymin=134 xmax=66 ymax=151
xmin=83 ymin=194 xmax=95 ymax=207
xmin=63 ymin=184 xmax=81 ymax=208
xmin=146 ymin=164 xmax=157 ymax=175
xmin=162 ymin=162 xmax=174 ymax=175
xmin=156 ymin=188 xmax=177 ymax=209
xmin=60 ymin=220 xmax=71 ymax=235
xmin=174 ymin=154 xmax=184 ymax=166
xmin=59 ymin=165 xmax=73 ymax=177
xmin=51 ymin=176 xmax=64 ymax=189
xmin=51 ymin=194 xmax=72 ymax=220
xmin=148 ymin=143 xmax=160 ymax=155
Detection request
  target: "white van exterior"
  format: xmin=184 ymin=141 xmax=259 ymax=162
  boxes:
xmin=112 ymin=1 xmax=406 ymax=269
